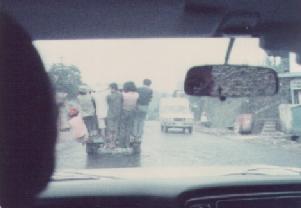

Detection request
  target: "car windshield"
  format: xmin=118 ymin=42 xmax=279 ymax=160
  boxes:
xmin=161 ymin=106 xmax=189 ymax=114
xmin=34 ymin=38 xmax=301 ymax=172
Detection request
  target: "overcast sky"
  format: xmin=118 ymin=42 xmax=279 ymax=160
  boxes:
xmin=34 ymin=38 xmax=300 ymax=92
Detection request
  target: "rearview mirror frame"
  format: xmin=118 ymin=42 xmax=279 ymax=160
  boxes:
xmin=184 ymin=65 xmax=279 ymax=98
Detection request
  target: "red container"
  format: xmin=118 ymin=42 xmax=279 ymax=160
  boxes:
xmin=234 ymin=114 xmax=253 ymax=134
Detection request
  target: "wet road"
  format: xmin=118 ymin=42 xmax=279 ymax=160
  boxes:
xmin=56 ymin=121 xmax=301 ymax=170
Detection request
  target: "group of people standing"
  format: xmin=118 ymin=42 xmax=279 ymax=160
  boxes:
xmin=70 ymin=79 xmax=153 ymax=149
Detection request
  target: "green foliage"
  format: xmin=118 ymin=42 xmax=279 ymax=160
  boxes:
xmin=48 ymin=63 xmax=82 ymax=98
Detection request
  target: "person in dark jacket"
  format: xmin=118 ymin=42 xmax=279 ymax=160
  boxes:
xmin=106 ymin=83 xmax=122 ymax=148
xmin=133 ymin=79 xmax=153 ymax=140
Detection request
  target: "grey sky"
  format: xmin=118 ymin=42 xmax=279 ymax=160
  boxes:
xmin=34 ymin=38 xmax=291 ymax=92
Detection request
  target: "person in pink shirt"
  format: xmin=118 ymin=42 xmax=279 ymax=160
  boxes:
xmin=119 ymin=81 xmax=139 ymax=148
xmin=68 ymin=107 xmax=88 ymax=144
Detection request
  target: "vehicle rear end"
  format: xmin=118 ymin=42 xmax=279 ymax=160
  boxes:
xmin=159 ymin=98 xmax=194 ymax=133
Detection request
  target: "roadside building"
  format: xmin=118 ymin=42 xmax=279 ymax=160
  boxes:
xmin=186 ymin=72 xmax=301 ymax=134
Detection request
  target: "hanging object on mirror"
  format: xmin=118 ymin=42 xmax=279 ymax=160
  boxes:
xmin=217 ymin=86 xmax=227 ymax=101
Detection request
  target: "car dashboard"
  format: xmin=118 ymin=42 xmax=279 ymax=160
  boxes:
xmin=34 ymin=175 xmax=301 ymax=208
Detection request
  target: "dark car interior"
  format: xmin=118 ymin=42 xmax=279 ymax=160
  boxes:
xmin=1 ymin=1 xmax=301 ymax=208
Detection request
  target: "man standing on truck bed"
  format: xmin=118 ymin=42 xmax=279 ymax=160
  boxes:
xmin=133 ymin=79 xmax=153 ymax=140
xmin=106 ymin=83 xmax=122 ymax=148
xmin=77 ymin=86 xmax=96 ymax=138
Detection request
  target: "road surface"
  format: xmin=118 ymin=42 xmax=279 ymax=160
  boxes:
xmin=56 ymin=121 xmax=301 ymax=170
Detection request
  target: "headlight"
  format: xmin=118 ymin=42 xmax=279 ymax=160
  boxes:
xmin=163 ymin=118 xmax=173 ymax=122
xmin=186 ymin=118 xmax=193 ymax=123
xmin=167 ymin=118 xmax=174 ymax=122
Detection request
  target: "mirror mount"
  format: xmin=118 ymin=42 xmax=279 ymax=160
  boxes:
xmin=224 ymin=38 xmax=235 ymax=65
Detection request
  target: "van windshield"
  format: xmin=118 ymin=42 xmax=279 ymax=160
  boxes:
xmin=161 ymin=105 xmax=189 ymax=114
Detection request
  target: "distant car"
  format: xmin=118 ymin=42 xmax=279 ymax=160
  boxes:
xmin=159 ymin=97 xmax=194 ymax=133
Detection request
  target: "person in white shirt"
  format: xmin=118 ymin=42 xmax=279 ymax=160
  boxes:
xmin=77 ymin=86 xmax=96 ymax=137
xmin=93 ymin=84 xmax=109 ymax=139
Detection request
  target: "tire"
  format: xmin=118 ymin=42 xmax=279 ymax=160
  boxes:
xmin=86 ymin=143 xmax=98 ymax=155
xmin=188 ymin=127 xmax=193 ymax=134
xmin=164 ymin=127 xmax=169 ymax=133
xmin=234 ymin=122 xmax=241 ymax=134
xmin=161 ymin=125 xmax=164 ymax=132
xmin=132 ymin=143 xmax=141 ymax=154
xmin=291 ymin=135 xmax=300 ymax=141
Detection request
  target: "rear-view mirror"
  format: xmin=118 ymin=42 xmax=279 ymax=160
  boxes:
xmin=184 ymin=65 xmax=278 ymax=97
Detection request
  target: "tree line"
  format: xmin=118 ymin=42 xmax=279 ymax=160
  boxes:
xmin=47 ymin=63 xmax=83 ymax=99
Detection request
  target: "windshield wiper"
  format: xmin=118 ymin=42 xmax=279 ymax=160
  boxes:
xmin=51 ymin=170 xmax=121 ymax=181
xmin=52 ymin=176 xmax=99 ymax=181
xmin=224 ymin=167 xmax=301 ymax=176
